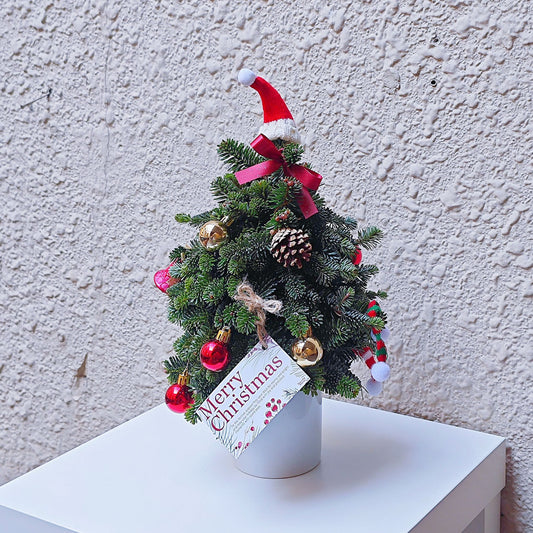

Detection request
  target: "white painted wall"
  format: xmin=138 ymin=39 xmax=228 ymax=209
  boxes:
xmin=0 ymin=1 xmax=531 ymax=530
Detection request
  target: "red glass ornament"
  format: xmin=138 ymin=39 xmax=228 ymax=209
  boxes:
xmin=165 ymin=382 xmax=195 ymax=413
xmin=351 ymin=247 xmax=362 ymax=266
xmin=200 ymin=327 xmax=231 ymax=372
xmin=200 ymin=339 xmax=230 ymax=372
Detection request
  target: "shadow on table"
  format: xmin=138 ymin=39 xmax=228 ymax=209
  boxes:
xmin=277 ymin=426 xmax=410 ymax=501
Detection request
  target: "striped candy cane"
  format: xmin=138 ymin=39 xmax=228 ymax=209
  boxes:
xmin=352 ymin=346 xmax=384 ymax=396
xmin=365 ymin=300 xmax=391 ymax=383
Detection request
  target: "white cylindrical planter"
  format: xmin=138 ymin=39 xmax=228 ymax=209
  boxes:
xmin=234 ymin=392 xmax=322 ymax=478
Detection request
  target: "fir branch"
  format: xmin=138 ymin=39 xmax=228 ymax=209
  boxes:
xmin=168 ymin=300 xmax=179 ymax=323
xmin=367 ymin=316 xmax=386 ymax=330
xmin=222 ymin=302 xmax=242 ymax=328
xmin=282 ymin=143 xmax=304 ymax=164
xmin=357 ymin=264 xmax=380 ymax=285
xmin=337 ymin=258 xmax=359 ymax=283
xmin=210 ymin=174 xmax=241 ymax=203
xmin=169 ymin=246 xmax=188 ymax=262
xmin=184 ymin=402 xmax=202 ymax=424
xmin=175 ymin=210 xmax=224 ymax=228
xmin=284 ymin=274 xmax=307 ymax=299
xmin=225 ymin=276 xmax=242 ymax=298
xmin=217 ymin=139 xmax=264 ymax=172
xmin=285 ymin=313 xmax=310 ymax=338
xmin=336 ymin=375 xmax=362 ymax=399
xmin=198 ymin=253 xmax=216 ymax=275
xmin=267 ymin=181 xmax=291 ymax=212
xmin=246 ymin=178 xmax=272 ymax=199
xmin=342 ymin=308 xmax=371 ymax=329
xmin=301 ymin=364 xmax=326 ymax=394
xmin=309 ymin=308 xmax=325 ymax=327
xmin=356 ymin=226 xmax=383 ymax=250
xmin=164 ymin=355 xmax=185 ymax=384
xmin=366 ymin=289 xmax=388 ymax=300
xmin=311 ymin=256 xmax=340 ymax=287
xmin=202 ymin=278 xmax=226 ymax=306
xmin=175 ymin=213 xmax=192 ymax=223
xmin=344 ymin=216 xmax=359 ymax=230
xmin=181 ymin=310 xmax=213 ymax=336
xmin=235 ymin=307 xmax=259 ymax=335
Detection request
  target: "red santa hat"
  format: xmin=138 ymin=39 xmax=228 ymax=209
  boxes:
xmin=238 ymin=69 xmax=301 ymax=144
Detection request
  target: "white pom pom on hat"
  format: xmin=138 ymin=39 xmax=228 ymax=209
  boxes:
xmin=238 ymin=68 xmax=257 ymax=86
xmin=237 ymin=68 xmax=301 ymax=144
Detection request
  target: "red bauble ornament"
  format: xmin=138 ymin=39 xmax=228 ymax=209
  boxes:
xmin=165 ymin=372 xmax=194 ymax=413
xmin=200 ymin=327 xmax=231 ymax=372
xmin=154 ymin=262 xmax=179 ymax=293
xmin=351 ymin=247 xmax=362 ymax=266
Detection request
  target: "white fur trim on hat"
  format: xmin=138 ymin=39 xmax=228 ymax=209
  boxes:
xmin=260 ymin=118 xmax=301 ymax=144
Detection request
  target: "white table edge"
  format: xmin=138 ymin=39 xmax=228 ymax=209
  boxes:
xmin=0 ymin=400 xmax=507 ymax=533
xmin=411 ymin=439 xmax=506 ymax=533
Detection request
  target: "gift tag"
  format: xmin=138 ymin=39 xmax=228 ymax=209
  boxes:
xmin=198 ymin=336 xmax=310 ymax=458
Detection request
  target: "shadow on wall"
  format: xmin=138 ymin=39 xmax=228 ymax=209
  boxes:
xmin=501 ymin=447 xmax=520 ymax=533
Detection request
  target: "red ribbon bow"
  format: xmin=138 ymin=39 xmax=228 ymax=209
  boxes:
xmin=234 ymin=135 xmax=322 ymax=218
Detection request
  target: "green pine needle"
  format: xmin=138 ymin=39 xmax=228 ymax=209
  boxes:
xmin=356 ymin=226 xmax=383 ymax=250
xmin=217 ymin=139 xmax=264 ymax=173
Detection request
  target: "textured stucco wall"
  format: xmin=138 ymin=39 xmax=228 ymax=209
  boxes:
xmin=1 ymin=1 xmax=531 ymax=530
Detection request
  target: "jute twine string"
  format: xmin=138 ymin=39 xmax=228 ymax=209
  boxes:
xmin=234 ymin=281 xmax=283 ymax=348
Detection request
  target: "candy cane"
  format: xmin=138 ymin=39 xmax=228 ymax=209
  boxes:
xmin=352 ymin=346 xmax=384 ymax=396
xmin=365 ymin=300 xmax=391 ymax=383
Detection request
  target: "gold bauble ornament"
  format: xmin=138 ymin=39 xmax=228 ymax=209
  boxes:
xmin=291 ymin=327 xmax=323 ymax=367
xmin=199 ymin=220 xmax=229 ymax=251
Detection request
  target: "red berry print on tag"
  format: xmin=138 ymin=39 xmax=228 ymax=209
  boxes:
xmin=272 ymin=404 xmax=278 ymax=412
xmin=264 ymin=419 xmax=269 ymax=425
xmin=250 ymin=426 xmax=255 ymax=431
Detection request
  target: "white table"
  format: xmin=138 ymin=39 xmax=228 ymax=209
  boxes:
xmin=0 ymin=399 xmax=505 ymax=533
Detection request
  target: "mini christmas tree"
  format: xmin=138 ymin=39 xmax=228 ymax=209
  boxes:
xmin=156 ymin=69 xmax=391 ymax=423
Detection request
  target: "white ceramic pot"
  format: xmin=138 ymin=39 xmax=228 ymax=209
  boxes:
xmin=234 ymin=391 xmax=322 ymax=478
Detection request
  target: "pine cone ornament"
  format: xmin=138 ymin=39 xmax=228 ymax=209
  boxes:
xmin=271 ymin=228 xmax=312 ymax=268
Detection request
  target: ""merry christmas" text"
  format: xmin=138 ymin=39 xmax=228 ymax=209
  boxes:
xmin=198 ymin=355 xmax=283 ymax=431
